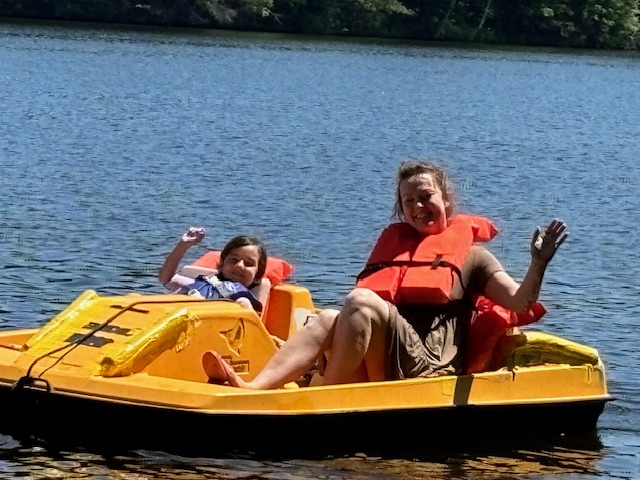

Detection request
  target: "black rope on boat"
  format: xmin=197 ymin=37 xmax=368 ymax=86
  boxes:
xmin=11 ymin=296 xmax=206 ymax=394
xmin=11 ymin=375 xmax=51 ymax=393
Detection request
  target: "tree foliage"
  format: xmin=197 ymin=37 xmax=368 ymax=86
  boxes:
xmin=2 ymin=0 xmax=639 ymax=49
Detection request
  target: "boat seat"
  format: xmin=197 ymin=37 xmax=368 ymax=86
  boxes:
xmin=261 ymin=285 xmax=316 ymax=341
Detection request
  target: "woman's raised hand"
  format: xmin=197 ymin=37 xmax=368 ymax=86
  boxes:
xmin=530 ymin=219 xmax=568 ymax=264
xmin=180 ymin=226 xmax=206 ymax=246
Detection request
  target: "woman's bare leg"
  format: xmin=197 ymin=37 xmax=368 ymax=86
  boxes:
xmin=322 ymin=288 xmax=390 ymax=385
xmin=204 ymin=309 xmax=339 ymax=390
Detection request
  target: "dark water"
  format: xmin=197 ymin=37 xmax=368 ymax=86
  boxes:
xmin=1 ymin=19 xmax=639 ymax=479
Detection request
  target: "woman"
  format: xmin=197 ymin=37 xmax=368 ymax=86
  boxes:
xmin=203 ymin=160 xmax=567 ymax=388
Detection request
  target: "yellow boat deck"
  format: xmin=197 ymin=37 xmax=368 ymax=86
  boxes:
xmin=0 ymin=285 xmax=609 ymax=415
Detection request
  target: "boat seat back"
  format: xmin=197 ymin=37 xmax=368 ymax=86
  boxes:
xmin=261 ymin=284 xmax=316 ymax=341
xmin=143 ymin=284 xmax=316 ymax=383
xmin=139 ymin=301 xmax=278 ymax=382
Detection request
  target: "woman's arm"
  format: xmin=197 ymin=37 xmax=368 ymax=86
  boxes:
xmin=158 ymin=227 xmax=206 ymax=286
xmin=483 ymin=219 xmax=568 ymax=313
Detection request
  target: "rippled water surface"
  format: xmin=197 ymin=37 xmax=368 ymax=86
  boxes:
xmin=1 ymin=19 xmax=639 ymax=479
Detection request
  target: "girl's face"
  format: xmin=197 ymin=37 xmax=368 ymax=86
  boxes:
xmin=219 ymin=245 xmax=261 ymax=287
xmin=399 ymin=173 xmax=450 ymax=237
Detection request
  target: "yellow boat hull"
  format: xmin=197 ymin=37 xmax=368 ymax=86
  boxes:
xmin=0 ymin=285 xmax=610 ymax=456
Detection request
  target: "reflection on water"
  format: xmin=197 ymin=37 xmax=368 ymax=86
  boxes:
xmin=0 ymin=433 xmax=609 ymax=479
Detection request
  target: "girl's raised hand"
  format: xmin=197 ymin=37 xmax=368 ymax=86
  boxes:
xmin=531 ymin=219 xmax=568 ymax=264
xmin=180 ymin=227 xmax=206 ymax=246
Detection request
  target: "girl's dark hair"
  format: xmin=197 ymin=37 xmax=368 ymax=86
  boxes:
xmin=220 ymin=235 xmax=267 ymax=280
xmin=393 ymin=160 xmax=456 ymax=220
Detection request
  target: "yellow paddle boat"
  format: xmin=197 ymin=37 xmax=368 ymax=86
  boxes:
xmin=0 ymin=279 xmax=610 ymax=457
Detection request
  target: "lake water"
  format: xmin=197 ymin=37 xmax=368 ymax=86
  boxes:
xmin=1 ymin=19 xmax=639 ymax=479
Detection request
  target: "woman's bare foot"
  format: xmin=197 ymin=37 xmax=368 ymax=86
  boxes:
xmin=202 ymin=350 xmax=245 ymax=387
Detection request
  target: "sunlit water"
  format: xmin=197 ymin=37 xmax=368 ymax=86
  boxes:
xmin=1 ymin=19 xmax=639 ymax=479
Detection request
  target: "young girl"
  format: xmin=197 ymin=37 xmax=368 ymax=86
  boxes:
xmin=159 ymin=227 xmax=271 ymax=313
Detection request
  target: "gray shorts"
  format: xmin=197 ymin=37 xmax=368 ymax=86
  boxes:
xmin=318 ymin=302 xmax=461 ymax=380
xmin=385 ymin=302 xmax=460 ymax=379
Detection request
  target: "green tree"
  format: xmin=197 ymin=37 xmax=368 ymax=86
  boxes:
xmin=581 ymin=0 xmax=640 ymax=47
xmin=341 ymin=0 xmax=412 ymax=35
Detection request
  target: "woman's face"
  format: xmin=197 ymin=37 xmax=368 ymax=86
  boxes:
xmin=399 ymin=173 xmax=450 ymax=236
xmin=219 ymin=245 xmax=261 ymax=287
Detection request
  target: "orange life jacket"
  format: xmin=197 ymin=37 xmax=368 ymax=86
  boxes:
xmin=356 ymin=214 xmax=499 ymax=304
xmin=465 ymin=296 xmax=545 ymax=374
xmin=354 ymin=213 xmax=546 ymax=374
